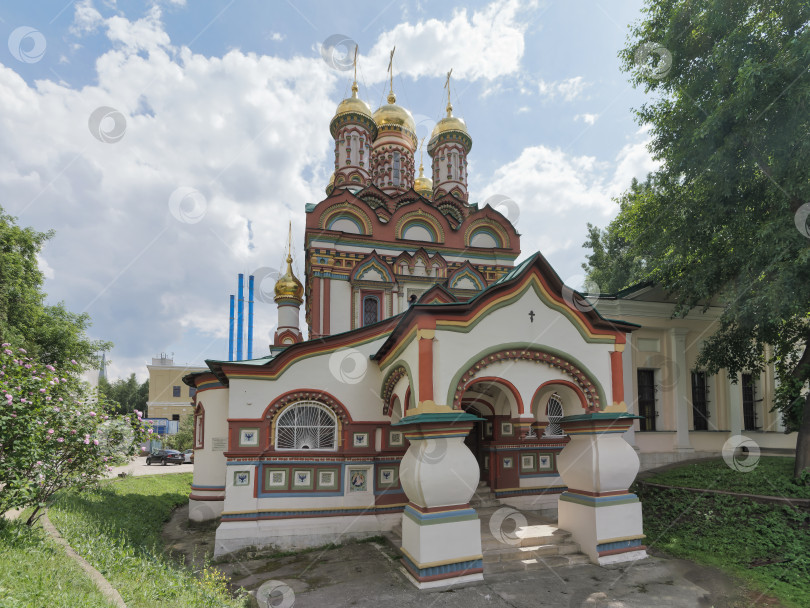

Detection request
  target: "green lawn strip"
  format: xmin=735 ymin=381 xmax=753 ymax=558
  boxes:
xmin=0 ymin=517 xmax=115 ymax=608
xmin=644 ymin=457 xmax=810 ymax=499
xmin=638 ymin=485 xmax=810 ymax=608
xmin=47 ymin=473 xmax=246 ymax=608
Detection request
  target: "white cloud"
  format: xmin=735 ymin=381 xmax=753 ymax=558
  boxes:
xmin=37 ymin=253 xmax=55 ymax=280
xmin=267 ymin=32 xmax=285 ymax=42
xmin=538 ymin=76 xmax=588 ymax=101
xmin=362 ymin=0 xmax=532 ymax=83
xmin=0 ymin=6 xmax=339 ymax=377
xmin=71 ymin=0 xmax=104 ymax=36
xmin=574 ymin=113 xmax=599 ymax=125
xmin=480 ymin=132 xmax=656 ymax=278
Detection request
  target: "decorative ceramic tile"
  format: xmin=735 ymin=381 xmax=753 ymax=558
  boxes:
xmin=292 ymin=469 xmax=313 ymax=489
xmin=239 ymin=428 xmax=259 ymax=447
xmin=520 ymin=453 xmax=537 ymax=472
xmin=265 ymin=468 xmax=287 ymax=489
xmin=377 ymin=466 xmax=398 ymax=487
xmin=502 ymin=456 xmax=514 ymax=469
xmin=388 ymin=430 xmax=404 ymax=447
xmin=233 ymin=470 xmax=250 ymax=486
xmin=353 ymin=432 xmax=370 ymax=448
xmin=501 ymin=421 xmax=514 ymax=436
xmin=348 ymin=468 xmax=368 ymax=492
xmin=317 ymin=469 xmax=339 ymax=490
xmin=538 ymin=454 xmax=553 ymax=471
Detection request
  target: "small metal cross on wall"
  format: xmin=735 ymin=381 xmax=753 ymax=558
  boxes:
xmin=528 ymin=310 xmax=535 ymax=323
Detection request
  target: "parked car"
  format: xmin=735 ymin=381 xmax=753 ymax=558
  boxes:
xmin=182 ymin=449 xmax=193 ymax=464
xmin=146 ymin=449 xmax=184 ymax=466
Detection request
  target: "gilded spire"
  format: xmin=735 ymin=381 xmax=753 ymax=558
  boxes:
xmin=274 ymin=221 xmax=303 ymax=302
xmin=444 ymin=68 xmax=453 ymax=117
xmin=351 ymin=46 xmax=359 ymax=98
xmin=387 ymin=46 xmax=396 ymax=104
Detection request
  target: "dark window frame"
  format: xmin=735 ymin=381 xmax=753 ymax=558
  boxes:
xmin=742 ymin=373 xmax=757 ymax=431
xmin=637 ymin=369 xmax=657 ymax=431
xmin=691 ymin=371 xmax=709 ymax=431
xmin=172 ymin=385 xmax=181 ymax=398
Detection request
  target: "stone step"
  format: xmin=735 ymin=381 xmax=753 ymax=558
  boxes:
xmin=483 ymin=541 xmax=581 ymax=563
xmin=483 ymin=553 xmax=590 ymax=576
xmin=480 ymin=528 xmax=571 ymax=550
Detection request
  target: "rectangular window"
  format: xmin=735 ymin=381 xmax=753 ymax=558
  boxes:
xmin=189 ymin=387 xmax=197 ymax=398
xmin=393 ymin=151 xmax=400 ymax=187
xmin=362 ymin=296 xmax=379 ymax=326
xmin=691 ymin=372 xmax=709 ymax=431
xmin=172 ymin=385 xmax=181 ymax=398
xmin=637 ymin=369 xmax=656 ymax=431
xmin=742 ymin=373 xmax=757 ymax=431
xmin=171 ymin=414 xmax=180 ymax=421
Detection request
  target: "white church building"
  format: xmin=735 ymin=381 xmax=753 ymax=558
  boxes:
xmin=183 ymin=67 xmax=794 ymax=589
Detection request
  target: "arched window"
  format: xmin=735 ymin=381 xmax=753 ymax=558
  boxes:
xmin=363 ymin=295 xmax=379 ymax=326
xmin=275 ymin=402 xmax=337 ymax=450
xmin=544 ymin=393 xmax=565 ymax=436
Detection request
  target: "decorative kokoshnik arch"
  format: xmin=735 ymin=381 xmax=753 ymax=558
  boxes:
xmin=449 ymin=347 xmax=604 ymax=412
xmin=263 ymin=389 xmax=353 ymax=425
xmin=380 ymin=362 xmax=414 ymax=416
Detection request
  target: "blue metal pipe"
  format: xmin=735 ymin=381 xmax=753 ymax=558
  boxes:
xmin=236 ymin=273 xmax=244 ymax=361
xmin=247 ymin=275 xmax=254 ymax=359
xmin=228 ymin=295 xmax=235 ymax=361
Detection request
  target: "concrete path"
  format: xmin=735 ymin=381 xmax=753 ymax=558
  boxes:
xmin=216 ymin=539 xmax=721 ymax=608
xmin=107 ymin=455 xmax=192 ymax=478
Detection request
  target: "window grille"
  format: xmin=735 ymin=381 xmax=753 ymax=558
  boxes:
xmin=543 ymin=393 xmax=564 ymax=436
xmin=275 ymin=402 xmax=337 ymax=450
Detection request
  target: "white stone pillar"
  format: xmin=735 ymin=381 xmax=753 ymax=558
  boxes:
xmin=622 ymin=343 xmax=637 ymax=448
xmin=395 ymin=411 xmax=484 ymax=589
xmin=670 ymin=328 xmax=694 ymax=452
xmin=557 ymin=413 xmax=647 ymax=565
xmin=728 ymin=372 xmax=743 ymax=437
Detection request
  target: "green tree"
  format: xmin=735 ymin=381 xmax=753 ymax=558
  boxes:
xmin=605 ymin=0 xmax=810 ymax=477
xmin=0 ymin=346 xmax=148 ymax=524
xmin=98 ymin=374 xmax=149 ymax=415
xmin=582 ymin=177 xmax=652 ymax=293
xmin=165 ymin=414 xmax=194 ymax=452
xmin=0 ymin=206 xmax=110 ymax=369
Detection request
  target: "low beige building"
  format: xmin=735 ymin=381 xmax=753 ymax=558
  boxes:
xmin=595 ymin=284 xmax=796 ymax=470
xmin=146 ymin=354 xmax=207 ymax=426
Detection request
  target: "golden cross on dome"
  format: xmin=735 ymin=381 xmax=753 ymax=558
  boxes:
xmin=387 ymin=46 xmax=396 ymax=98
xmin=444 ymin=68 xmax=453 ymax=116
xmin=353 ymin=45 xmax=358 ymax=83
xmin=286 ymin=221 xmax=293 ymax=263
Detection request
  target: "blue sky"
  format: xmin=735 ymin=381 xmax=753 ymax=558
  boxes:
xmin=0 ymin=0 xmax=658 ymax=380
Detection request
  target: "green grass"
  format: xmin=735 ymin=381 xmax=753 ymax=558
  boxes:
xmin=638 ymin=458 xmax=810 ymax=607
xmin=644 ymin=456 xmax=810 ymax=498
xmin=47 ymin=473 xmax=246 ymax=608
xmin=0 ymin=517 xmax=115 ymax=607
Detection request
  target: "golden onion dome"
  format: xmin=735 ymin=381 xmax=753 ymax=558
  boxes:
xmin=326 ymin=171 xmax=335 ymax=195
xmin=430 ymin=102 xmax=469 ymax=140
xmin=274 ymin=255 xmax=304 ymax=302
xmin=333 ymin=82 xmax=373 ymax=121
xmin=373 ymin=92 xmax=416 ymax=134
xmin=414 ymin=162 xmax=433 ymax=199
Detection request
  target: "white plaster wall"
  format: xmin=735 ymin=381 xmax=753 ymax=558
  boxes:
xmin=228 ymin=336 xmax=389 ymax=422
xmin=194 ymin=388 xmax=229 ymax=488
xmin=189 ymin=387 xmax=229 ymax=522
xmin=329 ymin=279 xmax=351 ymax=335
xmin=433 ymin=288 xmax=615 ymax=409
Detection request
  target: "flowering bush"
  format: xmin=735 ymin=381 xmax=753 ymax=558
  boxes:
xmin=0 ymin=344 xmax=149 ymax=525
